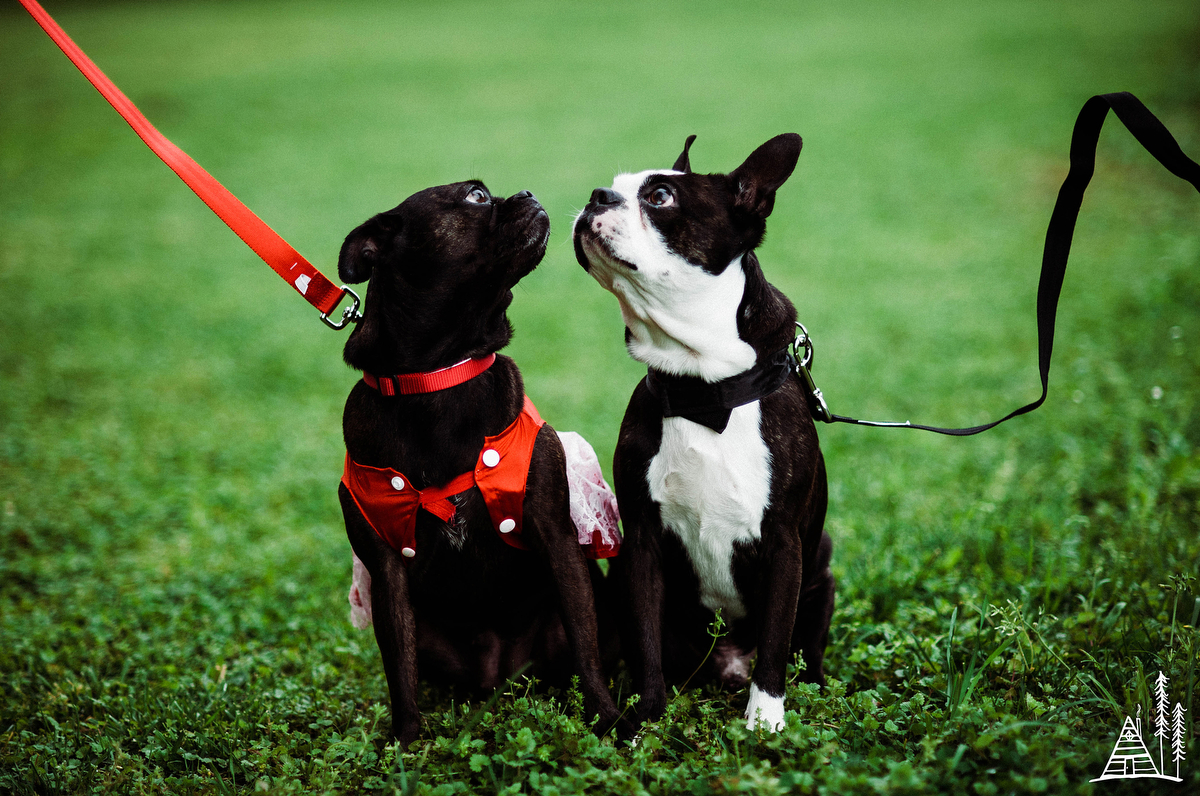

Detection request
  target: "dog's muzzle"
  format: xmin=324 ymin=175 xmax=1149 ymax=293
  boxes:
xmin=499 ymin=191 xmax=550 ymax=276
xmin=573 ymin=186 xmax=633 ymax=272
xmin=573 ymin=218 xmax=635 ymax=274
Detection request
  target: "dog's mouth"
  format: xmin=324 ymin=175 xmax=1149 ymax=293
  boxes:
xmin=529 ymin=207 xmax=551 ymax=252
xmin=507 ymin=203 xmax=550 ymax=280
xmin=515 ymin=206 xmax=549 ymax=241
xmin=574 ymin=227 xmax=637 ymax=274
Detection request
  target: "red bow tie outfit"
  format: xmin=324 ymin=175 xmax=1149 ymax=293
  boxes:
xmin=342 ymin=396 xmax=544 ymax=559
xmin=342 ymin=355 xmax=619 ymax=563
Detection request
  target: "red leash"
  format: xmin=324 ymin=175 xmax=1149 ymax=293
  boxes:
xmin=17 ymin=0 xmax=361 ymax=329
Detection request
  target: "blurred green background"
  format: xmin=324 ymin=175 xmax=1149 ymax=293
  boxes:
xmin=2 ymin=1 xmax=1198 ymax=793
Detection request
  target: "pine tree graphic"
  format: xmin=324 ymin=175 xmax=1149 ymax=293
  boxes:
xmin=1172 ymin=701 xmax=1188 ymax=780
xmin=1155 ymin=671 xmax=1170 ymax=774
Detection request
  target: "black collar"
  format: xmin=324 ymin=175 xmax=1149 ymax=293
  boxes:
xmin=643 ymin=348 xmax=795 ymax=433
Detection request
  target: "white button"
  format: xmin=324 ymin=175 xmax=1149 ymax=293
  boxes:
xmin=401 ymin=547 xmax=416 ymax=558
xmin=390 ymin=476 xmax=405 ymax=491
xmin=482 ymin=449 xmax=501 ymax=468
xmin=498 ymin=518 xmax=516 ymax=533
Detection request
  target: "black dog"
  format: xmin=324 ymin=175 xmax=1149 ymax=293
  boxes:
xmin=337 ymin=181 xmax=620 ymax=746
xmin=572 ymin=135 xmax=835 ymax=731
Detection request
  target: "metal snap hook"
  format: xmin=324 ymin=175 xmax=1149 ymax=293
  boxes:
xmin=792 ymin=321 xmax=814 ymax=369
xmin=792 ymin=321 xmax=832 ymax=423
xmin=320 ymin=285 xmax=363 ymax=330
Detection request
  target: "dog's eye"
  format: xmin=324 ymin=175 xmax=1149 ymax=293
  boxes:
xmin=646 ymin=186 xmax=675 ymax=208
xmin=465 ymin=187 xmax=489 ymax=204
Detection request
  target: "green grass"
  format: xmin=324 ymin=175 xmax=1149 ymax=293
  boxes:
xmin=2 ymin=0 xmax=1199 ymax=793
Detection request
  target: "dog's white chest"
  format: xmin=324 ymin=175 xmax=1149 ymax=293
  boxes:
xmin=647 ymin=402 xmax=771 ymax=619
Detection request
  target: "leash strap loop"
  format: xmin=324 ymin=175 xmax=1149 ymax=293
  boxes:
xmin=18 ymin=0 xmax=356 ymax=324
xmin=813 ymin=92 xmax=1200 ymax=436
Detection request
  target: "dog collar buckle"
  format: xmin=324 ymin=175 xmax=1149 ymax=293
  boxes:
xmin=793 ymin=322 xmax=833 ymax=423
xmin=320 ymin=285 xmax=363 ymax=330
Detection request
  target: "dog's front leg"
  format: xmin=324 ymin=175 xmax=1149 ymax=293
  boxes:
xmin=745 ymin=511 xmax=805 ymax=733
xmin=369 ymin=552 xmax=421 ymax=746
xmin=616 ymin=534 xmax=667 ymax=725
xmin=536 ymin=529 xmax=623 ymax=733
xmin=339 ymin=485 xmax=421 ymax=747
xmin=611 ymin=420 xmax=669 ymax=731
xmin=609 ymin=508 xmax=668 ymax=728
xmin=525 ymin=433 xmax=623 ymax=735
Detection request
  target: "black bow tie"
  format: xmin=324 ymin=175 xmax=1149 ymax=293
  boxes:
xmin=644 ymin=348 xmax=795 ymax=433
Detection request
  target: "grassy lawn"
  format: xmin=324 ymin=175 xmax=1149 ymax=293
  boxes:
xmin=2 ymin=0 xmax=1199 ymax=792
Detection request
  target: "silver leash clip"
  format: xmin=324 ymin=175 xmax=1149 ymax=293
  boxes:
xmin=320 ymin=285 xmax=363 ymax=330
xmin=792 ymin=321 xmax=833 ymax=423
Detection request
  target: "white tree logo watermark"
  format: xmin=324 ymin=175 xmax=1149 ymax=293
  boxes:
xmin=1091 ymin=670 xmax=1186 ymax=782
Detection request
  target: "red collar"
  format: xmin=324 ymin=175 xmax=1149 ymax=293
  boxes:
xmin=363 ymin=353 xmax=496 ymax=396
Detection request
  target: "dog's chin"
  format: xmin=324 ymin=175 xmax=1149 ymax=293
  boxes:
xmin=506 ymin=208 xmax=551 ymax=284
xmin=525 ymin=210 xmax=552 ymax=267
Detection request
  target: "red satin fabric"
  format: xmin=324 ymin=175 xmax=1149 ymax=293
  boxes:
xmin=341 ymin=398 xmax=544 ymax=558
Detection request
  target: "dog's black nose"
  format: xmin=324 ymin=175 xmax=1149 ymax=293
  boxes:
xmin=512 ymin=190 xmax=533 ymax=200
xmin=590 ymin=187 xmax=622 ymax=207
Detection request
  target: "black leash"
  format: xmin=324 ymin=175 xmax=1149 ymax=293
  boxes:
xmin=797 ymin=92 xmax=1200 ymax=436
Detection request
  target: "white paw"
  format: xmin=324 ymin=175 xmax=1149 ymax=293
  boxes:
xmin=743 ymin=682 xmax=785 ymax=732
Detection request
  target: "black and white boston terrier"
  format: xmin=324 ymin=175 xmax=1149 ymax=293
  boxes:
xmin=572 ymin=134 xmax=835 ymax=732
xmin=337 ymin=181 xmax=622 ymax=746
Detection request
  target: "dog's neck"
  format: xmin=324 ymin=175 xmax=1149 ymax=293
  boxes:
xmin=343 ymin=280 xmax=513 ymax=375
xmin=608 ymin=253 xmax=755 ymax=381
xmin=624 ymin=247 xmax=802 ymax=430
xmin=613 ymin=251 xmax=798 ymax=382
xmin=735 ymin=251 xmax=799 ymax=362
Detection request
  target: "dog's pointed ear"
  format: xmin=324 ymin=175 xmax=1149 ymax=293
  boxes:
xmin=338 ymin=216 xmax=397 ymax=284
xmin=672 ymin=134 xmax=697 ymax=173
xmin=730 ymin=133 xmax=802 ymax=219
